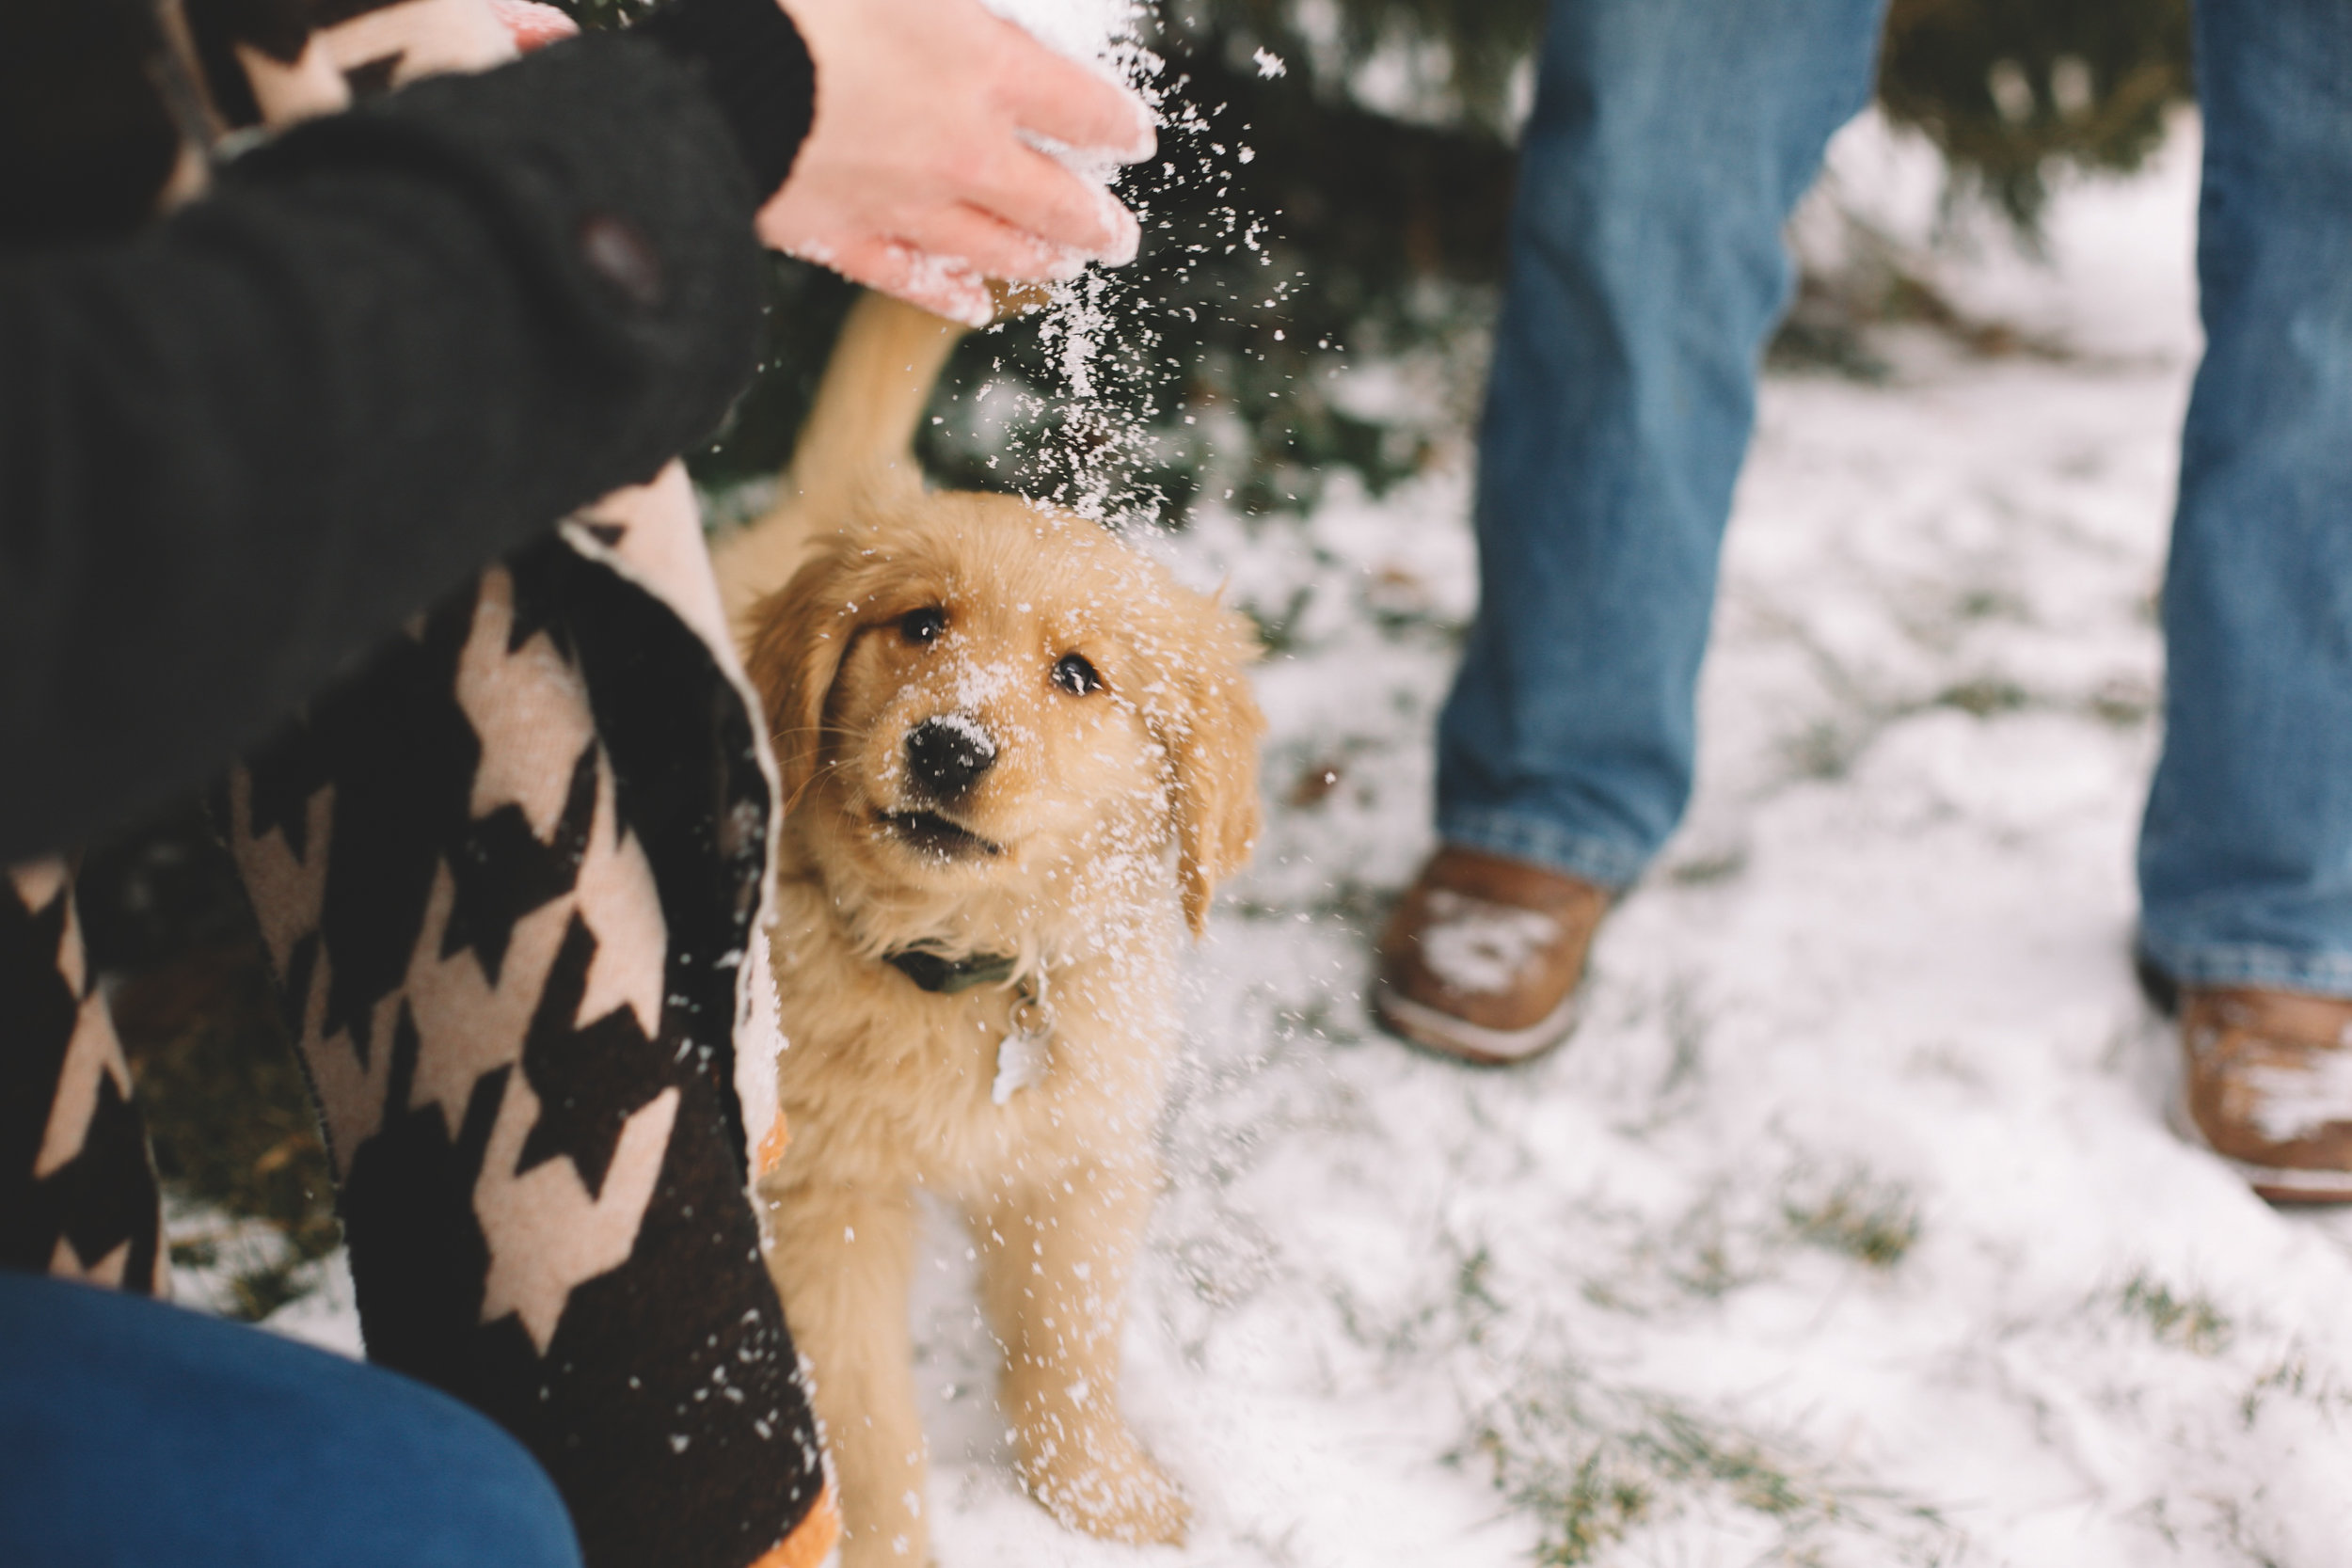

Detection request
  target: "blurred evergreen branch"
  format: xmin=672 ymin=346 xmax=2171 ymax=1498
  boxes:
xmin=1880 ymin=0 xmax=2191 ymax=231
xmin=1197 ymin=0 xmax=2192 ymax=228
xmin=594 ymin=0 xmax=2192 ymax=517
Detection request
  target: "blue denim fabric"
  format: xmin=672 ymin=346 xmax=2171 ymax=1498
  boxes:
xmin=1440 ymin=0 xmax=2352 ymax=996
xmin=2137 ymin=0 xmax=2352 ymax=996
xmin=1436 ymin=0 xmax=1889 ymax=889
xmin=0 ymin=1270 xmax=582 ymax=1568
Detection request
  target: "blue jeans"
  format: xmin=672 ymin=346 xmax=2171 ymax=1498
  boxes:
xmin=0 ymin=1270 xmax=581 ymax=1567
xmin=1437 ymin=0 xmax=2352 ymax=996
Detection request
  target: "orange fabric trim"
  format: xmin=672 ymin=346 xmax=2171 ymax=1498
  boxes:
xmin=748 ymin=1484 xmax=838 ymax=1568
xmin=755 ymin=1108 xmax=791 ymax=1178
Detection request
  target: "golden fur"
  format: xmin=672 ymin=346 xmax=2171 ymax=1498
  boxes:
xmin=723 ymin=292 xmax=1263 ymax=1566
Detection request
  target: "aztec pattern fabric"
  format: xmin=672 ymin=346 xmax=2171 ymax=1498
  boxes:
xmin=0 ymin=861 xmax=167 ymax=1298
xmin=200 ymin=7 xmax=832 ymax=1565
xmin=0 ymin=3 xmax=834 ymax=1565
xmin=223 ymin=474 xmax=826 ymax=1568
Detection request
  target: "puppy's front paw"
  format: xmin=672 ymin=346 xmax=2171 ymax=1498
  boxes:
xmin=1019 ymin=1420 xmax=1190 ymax=1545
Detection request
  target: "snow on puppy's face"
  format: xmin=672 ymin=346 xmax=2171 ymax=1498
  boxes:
xmin=744 ymin=491 xmax=1263 ymax=951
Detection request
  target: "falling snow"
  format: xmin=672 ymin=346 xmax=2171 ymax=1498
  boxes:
xmin=241 ymin=32 xmax=2352 ymax=1568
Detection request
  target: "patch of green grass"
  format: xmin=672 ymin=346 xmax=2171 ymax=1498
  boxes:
xmin=1674 ymin=1236 xmax=1754 ymax=1299
xmin=1643 ymin=1410 xmax=1819 ymax=1518
xmin=1536 ymin=1450 xmax=1654 ymax=1566
xmin=1240 ymin=584 xmax=1317 ymax=656
xmin=2236 ymin=1356 xmax=2352 ymax=1430
xmin=2088 ymin=683 xmax=2155 ymax=727
xmin=1456 ymin=1245 xmax=1503 ymax=1314
xmin=1666 ymin=849 xmax=1748 ymax=886
xmin=1784 ymin=1178 xmax=1921 ymax=1270
xmin=1936 ymin=676 xmax=2033 ymax=717
xmin=1785 ymin=720 xmax=1860 ymax=781
xmin=1951 ymin=587 xmax=2031 ymax=623
xmin=1465 ymin=1406 xmax=1657 ymax=1567
xmin=1470 ymin=1380 xmax=1958 ymax=1567
xmin=2120 ymin=1273 xmax=2233 ymax=1355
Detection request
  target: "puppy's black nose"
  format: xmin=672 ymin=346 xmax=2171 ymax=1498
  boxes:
xmin=905 ymin=715 xmax=997 ymax=798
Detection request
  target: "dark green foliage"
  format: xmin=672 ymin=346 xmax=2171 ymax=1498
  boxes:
xmin=1194 ymin=0 xmax=1548 ymax=132
xmin=654 ymin=0 xmax=2189 ymax=518
xmin=1881 ymin=0 xmax=2192 ymax=231
xmin=120 ymin=945 xmax=341 ymax=1320
xmin=1203 ymin=0 xmax=2193 ymax=230
xmin=898 ymin=25 xmax=1511 ymax=519
xmin=77 ymin=805 xmax=340 ymax=1320
xmin=686 ymin=9 xmax=1521 ymax=521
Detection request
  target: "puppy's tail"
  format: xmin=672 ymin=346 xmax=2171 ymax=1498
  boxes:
xmin=712 ymin=291 xmax=970 ymax=628
xmin=783 ymin=291 xmax=970 ymax=510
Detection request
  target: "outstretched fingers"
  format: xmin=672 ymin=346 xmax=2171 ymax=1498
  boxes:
xmin=902 ymin=203 xmax=1087 ymax=286
xmin=813 ymin=238 xmax=992 ymax=326
xmin=962 ymin=143 xmax=1140 ymax=267
xmin=993 ymin=27 xmax=1156 ymax=163
xmin=759 ymin=0 xmax=1155 ymax=309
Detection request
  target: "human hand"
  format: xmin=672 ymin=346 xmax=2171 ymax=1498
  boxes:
xmin=486 ymin=0 xmax=579 ymax=51
xmin=759 ymin=0 xmax=1156 ymax=325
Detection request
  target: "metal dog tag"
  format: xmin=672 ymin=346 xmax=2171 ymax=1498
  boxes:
xmin=993 ymin=990 xmax=1053 ymax=1104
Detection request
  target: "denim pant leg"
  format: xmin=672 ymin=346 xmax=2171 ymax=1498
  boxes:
xmin=2137 ymin=0 xmax=2352 ymax=996
xmin=0 ymin=1270 xmax=582 ymax=1567
xmin=1436 ymin=0 xmax=1887 ymax=887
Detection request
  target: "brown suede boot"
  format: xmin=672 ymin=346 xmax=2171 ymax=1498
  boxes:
xmin=1373 ymin=847 xmax=1609 ymax=1065
xmin=2175 ymin=985 xmax=2352 ymax=1203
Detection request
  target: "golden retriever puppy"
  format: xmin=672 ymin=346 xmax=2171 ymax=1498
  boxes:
xmin=725 ymin=292 xmax=1263 ymax=1567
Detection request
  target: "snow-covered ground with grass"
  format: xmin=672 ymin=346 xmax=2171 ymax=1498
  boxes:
xmin=904 ymin=114 xmax=2352 ymax=1568
xmin=263 ymin=110 xmax=2352 ymax=1566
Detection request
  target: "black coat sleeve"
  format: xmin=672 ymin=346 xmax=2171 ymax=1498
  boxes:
xmin=0 ymin=32 xmax=781 ymax=867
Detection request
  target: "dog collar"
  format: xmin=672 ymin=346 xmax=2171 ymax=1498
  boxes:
xmin=885 ymin=948 xmax=1019 ymax=994
xmin=880 ymin=949 xmax=1054 ymax=1101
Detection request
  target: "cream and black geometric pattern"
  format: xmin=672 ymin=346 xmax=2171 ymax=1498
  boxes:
xmin=3 ymin=2 xmax=836 ymax=1561
xmin=224 ymin=482 xmax=829 ymax=1568
xmin=0 ymin=859 xmax=167 ymax=1299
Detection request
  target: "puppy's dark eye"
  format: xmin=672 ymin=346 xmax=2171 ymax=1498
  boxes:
xmin=1052 ymin=652 xmax=1102 ymax=696
xmin=899 ymin=607 xmax=946 ymax=645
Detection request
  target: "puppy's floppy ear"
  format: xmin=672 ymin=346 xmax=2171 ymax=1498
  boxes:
xmin=1146 ymin=598 xmax=1266 ymax=938
xmin=742 ymin=549 xmax=856 ymax=811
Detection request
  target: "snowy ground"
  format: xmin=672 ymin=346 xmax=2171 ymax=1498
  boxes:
xmin=266 ymin=113 xmax=2352 ymax=1566
xmin=905 ymin=116 xmax=2352 ymax=1568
